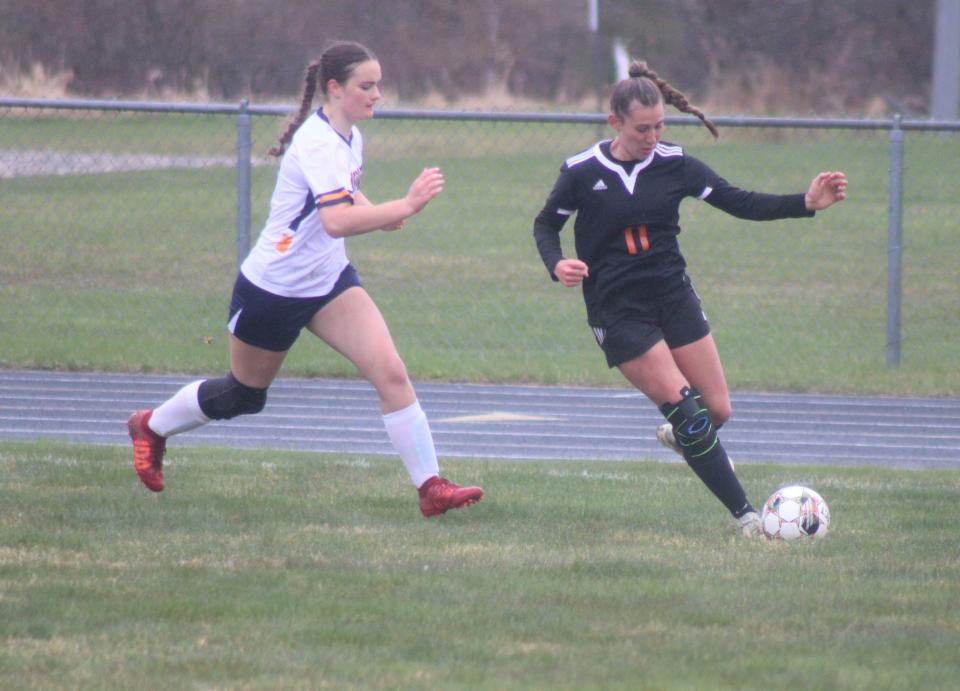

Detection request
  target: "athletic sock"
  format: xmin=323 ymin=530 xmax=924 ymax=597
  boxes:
xmin=148 ymin=380 xmax=211 ymax=437
xmin=382 ymin=399 xmax=440 ymax=488
xmin=685 ymin=442 xmax=755 ymax=518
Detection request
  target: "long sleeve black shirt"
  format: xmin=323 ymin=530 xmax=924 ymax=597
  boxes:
xmin=533 ymin=140 xmax=813 ymax=323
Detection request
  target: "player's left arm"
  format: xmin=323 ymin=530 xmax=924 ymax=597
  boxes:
xmin=353 ymin=190 xmax=405 ymax=230
xmin=687 ymin=156 xmax=846 ymax=221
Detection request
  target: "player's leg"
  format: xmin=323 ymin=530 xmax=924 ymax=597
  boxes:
xmin=617 ymin=339 xmax=689 ymax=405
xmin=665 ymin=332 xmax=736 ymax=468
xmin=307 ymin=286 xmax=414 ymax=412
xmin=652 ymin=281 xmax=738 ymax=474
xmin=129 ymin=272 xmax=290 ymax=492
xmin=306 ymin=286 xmax=482 ymax=516
xmin=670 ymin=333 xmax=731 ymax=427
xmin=128 ymin=337 xmax=282 ymax=492
xmin=618 ymin=341 xmax=759 ymax=535
xmin=659 ymin=277 xmax=732 ymax=428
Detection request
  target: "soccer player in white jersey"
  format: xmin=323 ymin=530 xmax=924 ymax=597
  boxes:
xmin=533 ymin=62 xmax=846 ymax=537
xmin=128 ymin=41 xmax=482 ymax=518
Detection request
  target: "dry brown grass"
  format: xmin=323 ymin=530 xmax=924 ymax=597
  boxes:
xmin=0 ymin=62 xmax=74 ymax=98
xmin=1 ymin=59 xmax=894 ymax=118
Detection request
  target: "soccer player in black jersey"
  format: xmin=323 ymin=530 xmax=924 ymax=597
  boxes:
xmin=533 ymin=61 xmax=847 ymax=537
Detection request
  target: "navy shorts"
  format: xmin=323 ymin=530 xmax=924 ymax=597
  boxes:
xmin=590 ymin=277 xmax=710 ymax=368
xmin=227 ymin=264 xmax=362 ymax=352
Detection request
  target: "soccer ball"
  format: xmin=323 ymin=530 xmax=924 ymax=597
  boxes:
xmin=760 ymin=485 xmax=830 ymax=540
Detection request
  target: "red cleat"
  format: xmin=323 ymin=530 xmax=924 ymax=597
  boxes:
xmin=127 ymin=410 xmax=166 ymax=492
xmin=418 ymin=476 xmax=483 ymax=517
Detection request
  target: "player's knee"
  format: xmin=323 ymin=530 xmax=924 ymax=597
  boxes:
xmin=659 ymin=386 xmax=717 ymax=460
xmin=371 ymin=353 xmax=410 ymax=394
xmin=197 ymin=373 xmax=268 ymax=420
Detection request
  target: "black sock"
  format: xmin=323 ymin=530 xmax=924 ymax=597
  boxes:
xmin=685 ymin=446 xmax=755 ymax=518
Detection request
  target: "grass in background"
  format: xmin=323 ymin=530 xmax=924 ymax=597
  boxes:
xmin=1 ymin=114 xmax=957 ymax=394
xmin=1 ymin=441 xmax=958 ymax=689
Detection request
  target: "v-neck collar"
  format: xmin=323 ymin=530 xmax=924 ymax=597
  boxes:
xmin=317 ymin=109 xmax=352 ymax=145
xmin=595 ymin=140 xmax=656 ymax=194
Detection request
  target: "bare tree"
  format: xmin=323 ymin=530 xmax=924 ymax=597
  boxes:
xmin=0 ymin=0 xmax=937 ymax=115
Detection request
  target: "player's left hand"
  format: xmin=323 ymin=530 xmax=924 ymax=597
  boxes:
xmin=805 ymin=171 xmax=848 ymax=211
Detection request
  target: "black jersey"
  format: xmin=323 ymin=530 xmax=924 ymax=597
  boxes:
xmin=533 ymin=140 xmax=813 ymax=322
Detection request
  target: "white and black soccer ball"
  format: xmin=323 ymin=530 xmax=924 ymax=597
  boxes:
xmin=761 ymin=485 xmax=831 ymax=540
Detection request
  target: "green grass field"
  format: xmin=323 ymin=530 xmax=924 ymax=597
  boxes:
xmin=1 ymin=441 xmax=958 ymax=690
xmin=1 ymin=112 xmax=958 ymax=394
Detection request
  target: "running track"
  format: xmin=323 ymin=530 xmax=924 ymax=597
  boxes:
xmin=1 ymin=370 xmax=958 ymax=470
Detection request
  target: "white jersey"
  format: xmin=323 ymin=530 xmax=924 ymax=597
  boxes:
xmin=240 ymin=111 xmax=362 ymax=297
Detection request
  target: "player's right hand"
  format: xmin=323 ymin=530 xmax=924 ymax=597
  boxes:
xmin=554 ymin=258 xmax=589 ymax=287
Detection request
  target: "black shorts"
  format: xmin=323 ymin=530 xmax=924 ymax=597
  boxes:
xmin=227 ymin=264 xmax=362 ymax=352
xmin=590 ymin=277 xmax=710 ymax=368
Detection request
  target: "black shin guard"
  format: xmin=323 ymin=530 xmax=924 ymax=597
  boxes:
xmin=198 ymin=373 xmax=267 ymax=420
xmin=660 ymin=387 xmax=752 ymax=517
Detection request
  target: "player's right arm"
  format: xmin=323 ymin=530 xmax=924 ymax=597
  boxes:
xmin=533 ymin=165 xmax=588 ymax=286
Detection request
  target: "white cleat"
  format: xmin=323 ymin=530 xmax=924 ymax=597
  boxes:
xmin=737 ymin=511 xmax=763 ymax=539
xmin=656 ymin=423 xmax=683 ymax=456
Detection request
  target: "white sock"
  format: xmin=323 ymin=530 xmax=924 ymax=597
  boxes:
xmin=382 ymin=400 xmax=439 ymax=488
xmin=148 ymin=380 xmax=211 ymax=437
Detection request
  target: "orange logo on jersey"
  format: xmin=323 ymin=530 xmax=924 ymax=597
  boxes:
xmin=276 ymin=234 xmax=293 ymax=253
xmin=624 ymin=225 xmax=650 ymax=254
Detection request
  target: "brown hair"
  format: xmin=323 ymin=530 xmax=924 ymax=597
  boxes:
xmin=610 ymin=61 xmax=719 ymax=139
xmin=269 ymin=40 xmax=378 ymax=156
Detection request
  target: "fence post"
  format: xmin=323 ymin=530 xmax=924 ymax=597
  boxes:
xmin=886 ymin=114 xmax=904 ymax=367
xmin=236 ymin=98 xmax=252 ymax=268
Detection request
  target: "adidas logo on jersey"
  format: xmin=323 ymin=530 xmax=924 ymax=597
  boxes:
xmin=592 ymin=178 xmax=608 ymax=191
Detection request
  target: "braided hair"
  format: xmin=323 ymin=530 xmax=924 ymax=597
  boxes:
xmin=610 ymin=61 xmax=719 ymax=139
xmin=269 ymin=41 xmax=378 ymax=157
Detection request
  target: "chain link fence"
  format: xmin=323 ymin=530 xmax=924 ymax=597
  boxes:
xmin=1 ymin=98 xmax=957 ymax=395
